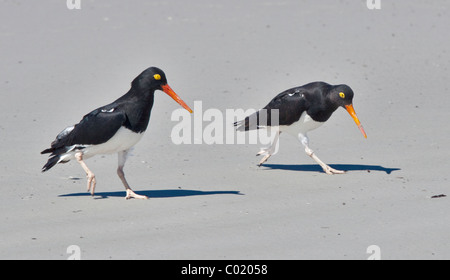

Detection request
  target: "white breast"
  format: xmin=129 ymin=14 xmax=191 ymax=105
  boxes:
xmin=59 ymin=127 xmax=144 ymax=163
xmin=280 ymin=112 xmax=324 ymax=136
xmin=83 ymin=127 xmax=143 ymax=157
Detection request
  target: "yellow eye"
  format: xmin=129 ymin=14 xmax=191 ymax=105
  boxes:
xmin=339 ymin=92 xmax=346 ymax=99
xmin=154 ymin=74 xmax=161 ymax=81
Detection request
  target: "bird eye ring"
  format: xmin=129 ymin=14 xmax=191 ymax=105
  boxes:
xmin=154 ymin=74 xmax=161 ymax=81
xmin=339 ymin=92 xmax=345 ymax=99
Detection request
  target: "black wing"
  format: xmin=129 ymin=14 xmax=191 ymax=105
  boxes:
xmin=41 ymin=105 xmax=127 ymax=156
xmin=235 ymin=87 xmax=309 ymax=131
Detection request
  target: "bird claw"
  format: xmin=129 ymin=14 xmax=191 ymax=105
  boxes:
xmin=86 ymin=172 xmax=96 ymax=196
xmin=323 ymin=166 xmax=346 ymax=175
xmin=256 ymin=149 xmax=273 ymax=166
xmin=257 ymin=154 xmax=272 ymax=166
xmin=256 ymin=147 xmax=276 ymax=166
xmin=256 ymin=149 xmax=268 ymax=156
xmin=125 ymin=189 xmax=149 ymax=200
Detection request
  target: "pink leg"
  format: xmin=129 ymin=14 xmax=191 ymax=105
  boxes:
xmin=118 ymin=150 xmax=148 ymax=200
xmin=75 ymin=152 xmax=97 ymax=196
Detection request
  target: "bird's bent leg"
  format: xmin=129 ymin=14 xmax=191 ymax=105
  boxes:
xmin=257 ymin=130 xmax=281 ymax=166
xmin=117 ymin=150 xmax=148 ymax=200
xmin=298 ymin=134 xmax=345 ymax=175
xmin=75 ymin=152 xmax=97 ymax=195
xmin=307 ymin=149 xmax=345 ymax=175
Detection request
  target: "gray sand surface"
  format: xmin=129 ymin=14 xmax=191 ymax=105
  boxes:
xmin=1 ymin=0 xmax=449 ymax=259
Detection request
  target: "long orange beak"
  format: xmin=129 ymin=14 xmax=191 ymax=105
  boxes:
xmin=161 ymin=84 xmax=193 ymax=113
xmin=345 ymin=104 xmax=367 ymax=138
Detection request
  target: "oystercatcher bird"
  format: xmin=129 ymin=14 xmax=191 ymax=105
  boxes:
xmin=235 ymin=82 xmax=367 ymax=174
xmin=41 ymin=67 xmax=193 ymax=199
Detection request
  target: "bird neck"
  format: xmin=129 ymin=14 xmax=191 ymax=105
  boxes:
xmin=118 ymin=88 xmax=156 ymax=133
xmin=308 ymin=95 xmax=340 ymax=122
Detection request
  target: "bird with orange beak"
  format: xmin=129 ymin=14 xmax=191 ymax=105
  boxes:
xmin=235 ymin=82 xmax=366 ymax=174
xmin=41 ymin=67 xmax=193 ymax=199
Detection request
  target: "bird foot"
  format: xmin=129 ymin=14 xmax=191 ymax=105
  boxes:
xmin=75 ymin=152 xmax=97 ymax=196
xmin=125 ymin=189 xmax=149 ymax=200
xmin=86 ymin=172 xmax=96 ymax=196
xmin=256 ymin=148 xmax=274 ymax=166
xmin=323 ymin=165 xmax=346 ymax=175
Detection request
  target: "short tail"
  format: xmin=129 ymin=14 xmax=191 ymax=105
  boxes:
xmin=234 ymin=109 xmax=277 ymax=131
xmin=41 ymin=155 xmax=60 ymax=172
xmin=41 ymin=148 xmax=53 ymax=155
xmin=234 ymin=120 xmax=249 ymax=131
xmin=234 ymin=110 xmax=258 ymax=131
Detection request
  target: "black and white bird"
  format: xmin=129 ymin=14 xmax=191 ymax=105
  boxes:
xmin=41 ymin=67 xmax=193 ymax=199
xmin=235 ymin=82 xmax=367 ymax=174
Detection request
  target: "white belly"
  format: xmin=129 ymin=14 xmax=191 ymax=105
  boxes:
xmin=59 ymin=127 xmax=143 ymax=162
xmin=280 ymin=112 xmax=324 ymax=136
xmin=83 ymin=127 xmax=143 ymax=157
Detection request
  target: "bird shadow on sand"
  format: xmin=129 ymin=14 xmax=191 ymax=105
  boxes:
xmin=261 ymin=164 xmax=400 ymax=174
xmin=59 ymin=188 xmax=243 ymax=199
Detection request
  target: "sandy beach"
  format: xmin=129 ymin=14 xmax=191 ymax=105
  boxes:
xmin=1 ymin=0 xmax=449 ymax=260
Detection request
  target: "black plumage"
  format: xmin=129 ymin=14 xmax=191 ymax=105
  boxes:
xmin=235 ymin=82 xmax=366 ymax=174
xmin=41 ymin=67 xmax=192 ymax=199
xmin=235 ymin=82 xmax=356 ymax=130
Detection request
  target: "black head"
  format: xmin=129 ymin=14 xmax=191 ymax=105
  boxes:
xmin=329 ymin=84 xmax=367 ymax=138
xmin=131 ymin=67 xmax=168 ymax=91
xmin=329 ymin=84 xmax=354 ymax=107
xmin=131 ymin=67 xmax=193 ymax=113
